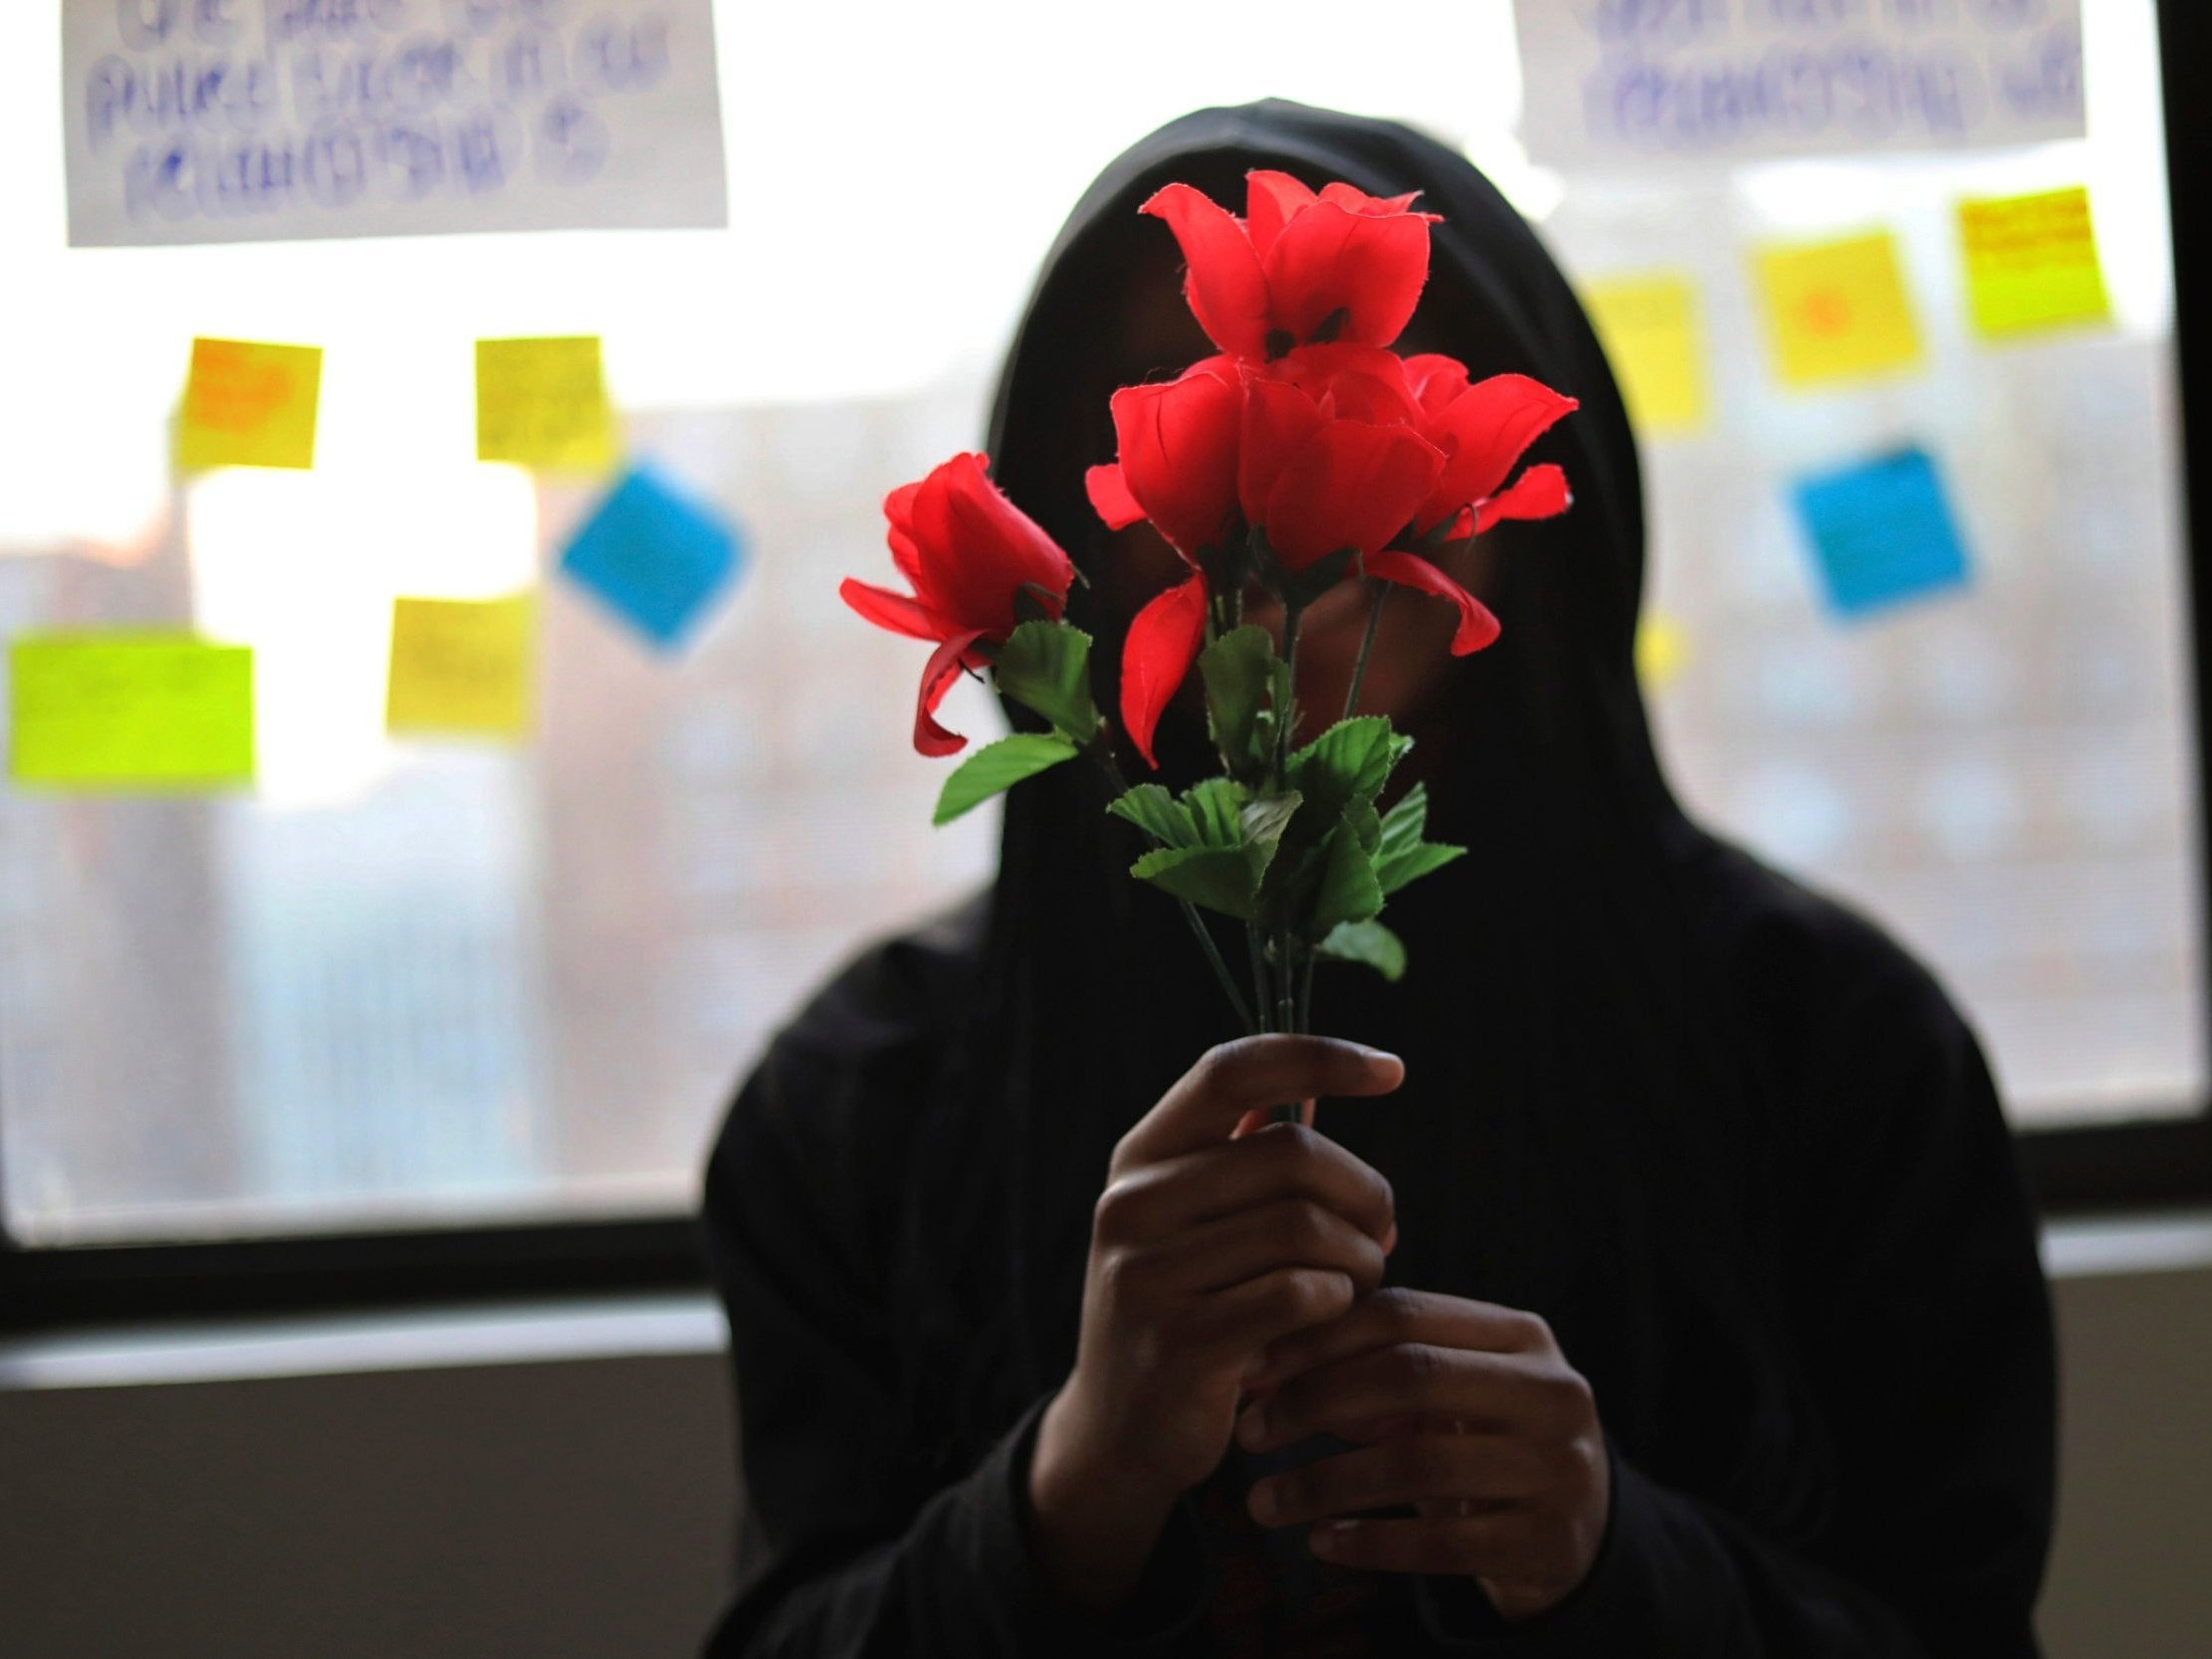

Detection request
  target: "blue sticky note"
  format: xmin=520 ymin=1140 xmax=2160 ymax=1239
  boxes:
xmin=558 ymin=465 xmax=744 ymax=649
xmin=1792 ymin=447 xmax=1970 ymax=619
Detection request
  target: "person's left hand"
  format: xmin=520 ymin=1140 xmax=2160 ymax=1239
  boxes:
xmin=1232 ymin=1286 xmax=1610 ymax=1622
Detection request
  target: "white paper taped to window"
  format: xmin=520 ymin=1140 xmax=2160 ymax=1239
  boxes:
xmin=62 ymin=0 xmax=730 ymax=247
xmin=1512 ymin=0 xmax=2086 ymax=171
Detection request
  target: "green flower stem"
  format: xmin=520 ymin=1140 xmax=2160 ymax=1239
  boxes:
xmin=1343 ymin=579 xmax=1390 ymax=722
xmin=1297 ymin=945 xmax=1316 ymax=1035
xmin=1087 ymin=729 xmax=1255 ymax=1034
xmin=1269 ymin=923 xmax=1302 ymax=1126
xmin=1276 ymin=599 xmax=1305 ymax=780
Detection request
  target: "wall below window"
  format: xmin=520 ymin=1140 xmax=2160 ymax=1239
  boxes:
xmin=0 ymin=1265 xmax=2205 ymax=1658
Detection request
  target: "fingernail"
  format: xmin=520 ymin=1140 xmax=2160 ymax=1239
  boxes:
xmin=1311 ymin=1524 xmax=1343 ymax=1555
xmin=1237 ymin=1402 xmax=1269 ymax=1447
xmin=1382 ymin=1221 xmax=1399 ymax=1254
xmin=1354 ymin=1044 xmax=1400 ymax=1066
xmin=1248 ymin=1480 xmax=1279 ymax=1525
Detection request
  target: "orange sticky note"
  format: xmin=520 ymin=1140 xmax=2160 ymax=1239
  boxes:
xmin=475 ymin=336 xmax=619 ymax=473
xmin=176 ymin=337 xmax=322 ymax=471
xmin=1753 ymin=232 xmax=1923 ymax=389
xmin=1958 ymin=186 xmax=2112 ymax=340
xmin=1583 ymin=273 xmax=1710 ymax=437
xmin=386 ymin=593 xmax=537 ymax=739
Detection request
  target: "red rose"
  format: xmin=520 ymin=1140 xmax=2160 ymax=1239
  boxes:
xmin=1237 ymin=345 xmax=1443 ymax=574
xmin=841 ymin=452 xmax=1075 ymax=757
xmin=1141 ymin=170 xmax=1440 ymax=362
xmin=1402 ymin=355 xmax=1579 ymax=539
xmin=1084 ymin=355 xmax=1242 ymax=560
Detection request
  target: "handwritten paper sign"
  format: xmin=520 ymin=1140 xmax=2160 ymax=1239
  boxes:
xmin=1753 ymin=231 xmax=1923 ymax=389
xmin=476 ymin=336 xmax=619 ymax=473
xmin=557 ymin=466 xmax=742 ymax=650
xmin=62 ymin=0 xmax=728 ymax=248
xmin=1636 ymin=613 xmax=1688 ymax=689
xmin=1581 ymin=273 xmax=1710 ymax=436
xmin=1792 ymin=447 xmax=1970 ymax=618
xmin=10 ymin=635 xmax=254 ymax=789
xmin=1513 ymin=0 xmax=2086 ymax=170
xmin=387 ymin=593 xmax=536 ymax=739
xmin=175 ymin=336 xmax=322 ymax=471
xmin=1957 ymin=185 xmax=2111 ymax=340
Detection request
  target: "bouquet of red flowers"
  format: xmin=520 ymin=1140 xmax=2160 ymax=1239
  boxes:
xmin=842 ymin=172 xmax=1578 ymax=1115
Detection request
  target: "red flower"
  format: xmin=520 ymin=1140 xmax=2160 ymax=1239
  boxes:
xmin=1238 ymin=345 xmax=1443 ymax=574
xmin=1141 ymin=171 xmax=1440 ymax=362
xmin=1119 ymin=568 xmax=1211 ymax=770
xmin=1084 ymin=355 xmax=1242 ymax=559
xmin=1402 ymin=355 xmax=1579 ymax=538
xmin=841 ymin=452 xmax=1075 ymax=757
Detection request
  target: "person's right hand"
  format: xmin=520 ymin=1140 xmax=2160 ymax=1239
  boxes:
xmin=1024 ymin=1036 xmax=1403 ymax=1612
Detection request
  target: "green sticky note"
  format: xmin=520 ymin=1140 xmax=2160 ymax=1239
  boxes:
xmin=9 ymin=635 xmax=255 ymax=790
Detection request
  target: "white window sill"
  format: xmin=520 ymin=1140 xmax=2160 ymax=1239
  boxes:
xmin=2 ymin=1209 xmax=2207 ymax=1393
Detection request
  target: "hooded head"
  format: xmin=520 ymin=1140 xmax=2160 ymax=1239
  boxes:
xmin=903 ymin=99 xmax=1755 ymax=1458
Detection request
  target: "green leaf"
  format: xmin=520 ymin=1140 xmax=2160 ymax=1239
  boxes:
xmin=1376 ymin=782 xmax=1431 ymax=864
xmin=1375 ymin=839 xmax=1466 ymax=896
xmin=1184 ymin=776 xmax=1249 ymax=849
xmin=1317 ymin=918 xmax=1407 ymax=982
xmin=1287 ymin=717 xmax=1411 ymax=821
xmin=1305 ymin=820 xmax=1385 ymax=938
xmin=1345 ymin=797 xmax=1382 ymax=855
xmin=1106 ymin=783 xmax=1197 ymax=848
xmin=994 ymin=621 xmax=1098 ymax=742
xmin=1238 ymin=790 xmax=1301 ymax=851
xmin=1199 ymin=626 xmax=1280 ymax=781
xmin=1131 ymin=844 xmax=1266 ymax=923
xmin=933 ymin=733 xmax=1078 ymax=825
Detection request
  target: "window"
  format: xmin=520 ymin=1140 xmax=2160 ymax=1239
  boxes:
xmin=4 ymin=0 xmax=2205 ymax=1324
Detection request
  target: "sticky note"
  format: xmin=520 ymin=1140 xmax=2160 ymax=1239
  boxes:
xmin=9 ymin=635 xmax=254 ymax=789
xmin=387 ymin=593 xmax=536 ymax=739
xmin=1753 ymin=232 xmax=1924 ymax=389
xmin=557 ymin=466 xmax=743 ymax=649
xmin=1636 ymin=613 xmax=1688 ymax=689
xmin=1957 ymin=185 xmax=2112 ymax=340
xmin=1583 ymin=274 xmax=1710 ymax=436
xmin=1792 ymin=447 xmax=1970 ymax=619
xmin=176 ymin=337 xmax=322 ymax=471
xmin=476 ymin=336 xmax=619 ymax=472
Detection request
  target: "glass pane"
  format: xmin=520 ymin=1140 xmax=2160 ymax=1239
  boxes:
xmin=1 ymin=0 xmax=2199 ymax=1247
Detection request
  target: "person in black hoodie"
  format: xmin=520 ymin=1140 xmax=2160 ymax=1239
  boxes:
xmin=699 ymin=99 xmax=2058 ymax=1656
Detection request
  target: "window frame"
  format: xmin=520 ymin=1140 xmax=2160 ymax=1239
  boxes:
xmin=5 ymin=0 xmax=2211 ymax=1338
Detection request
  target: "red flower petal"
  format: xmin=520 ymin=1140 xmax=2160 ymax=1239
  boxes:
xmin=1261 ymin=422 xmax=1444 ymax=573
xmin=1319 ymin=181 xmax=1438 ymax=221
xmin=915 ymin=628 xmax=988 ymax=757
xmin=1261 ymin=199 xmax=1432 ymax=349
xmin=884 ymin=481 xmax=925 ymax=584
xmin=1419 ymin=376 xmax=1579 ymax=532
xmin=1473 ymin=464 xmax=1573 ymax=535
xmin=1400 ymin=352 xmax=1472 ymax=414
xmin=1364 ymin=548 xmax=1501 ymax=656
xmin=1270 ymin=343 xmax=1422 ymax=428
xmin=1140 ymin=183 xmax=1270 ymax=360
xmin=1120 ymin=570 xmax=1209 ymax=770
xmin=1237 ymin=371 xmax=1330 ymax=529
xmin=909 ymin=453 xmax=1073 ymax=637
xmin=1086 ymin=463 xmax=1146 ymax=530
xmin=1244 ymin=169 xmax=1316 ymax=260
xmin=1109 ymin=365 xmax=1242 ymax=558
xmin=841 ymin=576 xmax=945 ymax=643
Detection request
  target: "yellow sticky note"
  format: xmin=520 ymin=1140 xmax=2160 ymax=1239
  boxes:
xmin=386 ymin=593 xmax=536 ymax=738
xmin=9 ymin=635 xmax=254 ymax=790
xmin=1636 ymin=613 xmax=1687 ymax=691
xmin=1582 ymin=274 xmax=1710 ymax=437
xmin=475 ymin=336 xmax=619 ymax=472
xmin=1958 ymin=186 xmax=2112 ymax=340
xmin=1753 ymin=232 xmax=1924 ymax=389
xmin=176 ymin=337 xmax=322 ymax=471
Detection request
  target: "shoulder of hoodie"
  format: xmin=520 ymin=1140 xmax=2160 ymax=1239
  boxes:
xmin=707 ymin=885 xmax=993 ymax=1167
xmin=1673 ymin=828 xmax=1985 ymax=1107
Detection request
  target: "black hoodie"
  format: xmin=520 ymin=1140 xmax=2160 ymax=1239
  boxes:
xmin=700 ymin=100 xmax=2057 ymax=1656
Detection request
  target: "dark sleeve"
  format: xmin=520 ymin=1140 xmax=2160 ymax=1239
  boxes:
xmin=1405 ymin=962 xmax=2057 ymax=1655
xmin=698 ymin=1031 xmax=1216 ymax=1658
